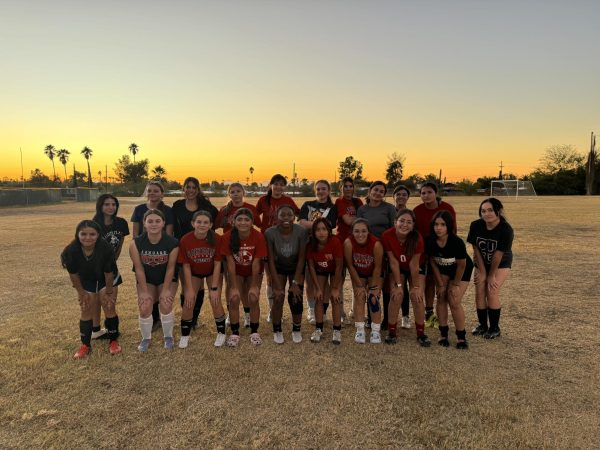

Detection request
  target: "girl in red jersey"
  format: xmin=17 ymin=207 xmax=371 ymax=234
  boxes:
xmin=256 ymin=174 xmax=300 ymax=323
xmin=306 ymin=218 xmax=344 ymax=344
xmin=215 ymin=183 xmax=262 ymax=234
xmin=220 ymin=208 xmax=268 ymax=347
xmin=381 ymin=209 xmax=431 ymax=347
xmin=392 ymin=184 xmax=412 ymax=329
xmin=343 ymin=219 xmax=384 ymax=344
xmin=413 ymin=182 xmax=457 ymax=328
xmin=178 ymin=211 xmax=225 ymax=349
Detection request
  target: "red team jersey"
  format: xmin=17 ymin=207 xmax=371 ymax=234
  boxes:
xmin=219 ymin=228 xmax=268 ymax=277
xmin=256 ymin=195 xmax=300 ymax=233
xmin=413 ymin=201 xmax=457 ymax=239
xmin=335 ymin=197 xmax=364 ymax=242
xmin=307 ymin=236 xmax=343 ymax=274
xmin=381 ymin=228 xmax=425 ymax=271
xmin=177 ymin=232 xmax=222 ymax=277
xmin=214 ymin=202 xmax=262 ymax=233
xmin=348 ymin=234 xmax=379 ymax=277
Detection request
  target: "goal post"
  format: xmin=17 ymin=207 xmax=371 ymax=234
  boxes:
xmin=490 ymin=180 xmax=537 ymax=198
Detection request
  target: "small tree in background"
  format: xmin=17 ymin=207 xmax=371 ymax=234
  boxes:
xmin=385 ymin=152 xmax=405 ymax=187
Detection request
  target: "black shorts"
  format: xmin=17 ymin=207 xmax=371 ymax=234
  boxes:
xmin=81 ymin=270 xmax=123 ymax=294
xmin=192 ymin=271 xmax=214 ymax=279
xmin=400 ymin=263 xmax=427 ymax=278
xmin=276 ymin=267 xmax=296 ymax=277
xmin=440 ymin=264 xmax=473 ymax=282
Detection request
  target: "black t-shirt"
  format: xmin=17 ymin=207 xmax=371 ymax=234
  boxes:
xmin=97 ymin=217 xmax=130 ymax=254
xmin=171 ymin=199 xmax=218 ymax=239
xmin=131 ymin=203 xmax=175 ymax=237
xmin=299 ymin=200 xmax=337 ymax=230
xmin=134 ymin=233 xmax=179 ymax=285
xmin=426 ymin=234 xmax=473 ymax=276
xmin=467 ymin=219 xmax=514 ymax=268
xmin=65 ymin=239 xmax=116 ymax=282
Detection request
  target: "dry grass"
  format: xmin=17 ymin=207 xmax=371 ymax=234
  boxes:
xmin=0 ymin=195 xmax=599 ymax=449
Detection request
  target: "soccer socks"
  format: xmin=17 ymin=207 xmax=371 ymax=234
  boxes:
xmin=439 ymin=325 xmax=449 ymax=339
xmin=160 ymin=312 xmax=174 ymax=339
xmin=79 ymin=320 xmax=93 ymax=346
xmin=456 ymin=329 xmax=466 ymax=341
xmin=371 ymin=322 xmax=381 ymax=333
xmin=230 ymin=322 xmax=240 ymax=336
xmin=181 ymin=319 xmax=193 ymax=337
xmin=139 ymin=315 xmax=153 ymax=340
xmin=272 ymin=322 xmax=282 ymax=333
xmin=476 ymin=308 xmax=489 ymax=329
xmin=355 ymin=321 xmax=365 ymax=333
xmin=105 ymin=316 xmax=120 ymax=341
xmin=388 ymin=323 xmax=397 ymax=337
xmin=215 ymin=316 xmax=226 ymax=334
xmin=488 ymin=308 xmax=501 ymax=330
xmin=292 ymin=322 xmax=301 ymax=332
xmin=192 ymin=289 xmax=204 ymax=323
xmin=250 ymin=322 xmax=260 ymax=334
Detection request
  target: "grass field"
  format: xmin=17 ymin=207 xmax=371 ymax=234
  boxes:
xmin=1 ymin=195 xmax=599 ymax=449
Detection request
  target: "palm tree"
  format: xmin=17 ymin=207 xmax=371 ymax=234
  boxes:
xmin=129 ymin=143 xmax=139 ymax=162
xmin=249 ymin=166 xmax=254 ymax=183
xmin=44 ymin=145 xmax=57 ymax=181
xmin=56 ymin=149 xmax=70 ymax=183
xmin=81 ymin=146 xmax=93 ymax=188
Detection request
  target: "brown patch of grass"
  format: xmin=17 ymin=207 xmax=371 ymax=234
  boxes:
xmin=1 ymin=196 xmax=599 ymax=448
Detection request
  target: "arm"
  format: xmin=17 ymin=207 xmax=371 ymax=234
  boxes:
xmin=471 ymin=244 xmax=487 ymax=286
xmin=487 ymin=251 xmax=504 ymax=289
xmin=69 ymin=273 xmax=91 ymax=309
xmin=132 ymin=222 xmax=140 ymax=238
xmin=307 ymin=258 xmax=322 ymax=301
xmin=102 ymin=271 xmax=115 ymax=306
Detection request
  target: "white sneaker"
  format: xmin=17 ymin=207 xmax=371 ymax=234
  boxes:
xmin=178 ymin=336 xmax=190 ymax=349
xmin=370 ymin=331 xmax=382 ymax=344
xmin=292 ymin=330 xmax=303 ymax=343
xmin=307 ymin=308 xmax=316 ymax=325
xmin=244 ymin=312 xmax=251 ymax=328
xmin=273 ymin=331 xmax=284 ymax=344
xmin=310 ymin=329 xmax=322 ymax=343
xmin=332 ymin=330 xmax=342 ymax=345
xmin=91 ymin=329 xmax=107 ymax=339
xmin=214 ymin=332 xmax=226 ymax=347
xmin=401 ymin=315 xmax=412 ymax=329
xmin=355 ymin=330 xmax=366 ymax=344
xmin=225 ymin=315 xmax=230 ymax=326
xmin=267 ymin=310 xmax=272 ymax=323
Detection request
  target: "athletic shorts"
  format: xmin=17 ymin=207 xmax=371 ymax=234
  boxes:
xmin=400 ymin=263 xmax=427 ymax=278
xmin=81 ymin=270 xmax=123 ymax=294
xmin=276 ymin=267 xmax=297 ymax=277
xmin=440 ymin=262 xmax=474 ymax=282
xmin=192 ymin=270 xmax=214 ymax=279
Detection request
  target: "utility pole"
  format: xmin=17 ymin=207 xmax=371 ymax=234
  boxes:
xmin=498 ymin=161 xmax=504 ymax=180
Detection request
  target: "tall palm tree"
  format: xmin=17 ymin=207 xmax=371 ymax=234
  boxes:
xmin=129 ymin=143 xmax=139 ymax=162
xmin=249 ymin=166 xmax=254 ymax=183
xmin=56 ymin=149 xmax=70 ymax=183
xmin=81 ymin=146 xmax=93 ymax=188
xmin=44 ymin=145 xmax=57 ymax=181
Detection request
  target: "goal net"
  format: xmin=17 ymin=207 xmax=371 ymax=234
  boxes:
xmin=490 ymin=180 xmax=537 ymax=198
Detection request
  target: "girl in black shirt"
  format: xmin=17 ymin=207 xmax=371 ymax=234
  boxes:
xmin=426 ymin=211 xmax=472 ymax=349
xmin=61 ymin=220 xmax=121 ymax=359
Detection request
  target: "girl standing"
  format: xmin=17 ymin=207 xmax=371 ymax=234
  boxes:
xmin=129 ymin=209 xmax=179 ymax=352
xmin=61 ymin=220 xmax=121 ymax=358
xmin=392 ymin=184 xmax=412 ymax=329
xmin=467 ymin=198 xmax=514 ymax=339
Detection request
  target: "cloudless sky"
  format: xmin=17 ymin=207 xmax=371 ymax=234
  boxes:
xmin=1 ymin=0 xmax=599 ymax=184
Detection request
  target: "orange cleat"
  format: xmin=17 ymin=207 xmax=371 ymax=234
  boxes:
xmin=73 ymin=344 xmax=91 ymax=359
xmin=109 ymin=340 xmax=122 ymax=355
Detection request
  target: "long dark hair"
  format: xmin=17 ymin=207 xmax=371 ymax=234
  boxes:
xmin=265 ymin=174 xmax=287 ymax=205
xmin=310 ymin=217 xmax=333 ymax=252
xmin=220 ymin=182 xmax=245 ymax=229
xmin=395 ymin=208 xmax=420 ymax=258
xmin=479 ymin=197 xmax=507 ymax=221
xmin=230 ymin=208 xmax=254 ymax=254
xmin=430 ymin=210 xmax=455 ymax=238
xmin=192 ymin=210 xmax=217 ymax=246
xmin=183 ymin=176 xmax=212 ymax=205
xmin=314 ymin=179 xmax=334 ymax=207
xmin=341 ymin=176 xmax=362 ymax=210
xmin=365 ymin=181 xmax=387 ymax=205
xmin=61 ymin=220 xmax=113 ymax=274
xmin=93 ymin=194 xmax=120 ymax=225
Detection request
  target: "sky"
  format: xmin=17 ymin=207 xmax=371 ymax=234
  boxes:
xmin=1 ymin=0 xmax=599 ymax=184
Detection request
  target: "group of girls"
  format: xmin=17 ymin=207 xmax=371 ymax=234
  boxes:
xmin=61 ymin=173 xmax=514 ymax=358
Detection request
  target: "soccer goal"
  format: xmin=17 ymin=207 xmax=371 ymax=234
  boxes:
xmin=490 ymin=180 xmax=537 ymax=198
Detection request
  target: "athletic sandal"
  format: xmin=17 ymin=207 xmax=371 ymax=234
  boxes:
xmin=137 ymin=339 xmax=151 ymax=353
xmin=178 ymin=336 xmax=190 ymax=349
xmin=417 ymin=335 xmax=432 ymax=347
xmin=438 ymin=338 xmax=450 ymax=348
xmin=109 ymin=340 xmax=122 ymax=355
xmin=472 ymin=324 xmax=488 ymax=336
xmin=370 ymin=331 xmax=382 ymax=344
xmin=214 ymin=333 xmax=226 ymax=347
xmin=250 ymin=333 xmax=263 ymax=346
xmin=164 ymin=337 xmax=174 ymax=350
xmin=456 ymin=340 xmax=469 ymax=350
xmin=73 ymin=344 xmax=91 ymax=359
xmin=484 ymin=328 xmax=501 ymax=340
xmin=226 ymin=335 xmax=240 ymax=347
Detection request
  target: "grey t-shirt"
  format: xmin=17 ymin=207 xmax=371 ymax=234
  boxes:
xmin=356 ymin=201 xmax=396 ymax=238
xmin=264 ymin=224 xmax=309 ymax=274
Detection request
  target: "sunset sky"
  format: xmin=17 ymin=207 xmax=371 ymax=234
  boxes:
xmin=2 ymin=1 xmax=599 ymax=184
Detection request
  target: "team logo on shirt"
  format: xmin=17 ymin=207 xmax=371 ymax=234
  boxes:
xmin=280 ymin=242 xmax=293 ymax=258
xmin=140 ymin=250 xmax=169 ymax=266
xmin=234 ymin=245 xmax=255 ymax=266
xmin=353 ymin=253 xmax=374 ymax=269
xmin=434 ymin=256 xmax=456 ymax=267
xmin=317 ymin=253 xmax=334 ymax=268
xmin=476 ymin=238 xmax=497 ymax=264
xmin=104 ymin=231 xmax=122 ymax=251
xmin=308 ymin=206 xmax=331 ymax=222
xmin=187 ymin=247 xmax=215 ymax=263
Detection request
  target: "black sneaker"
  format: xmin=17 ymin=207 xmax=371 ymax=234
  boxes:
xmin=438 ymin=337 xmax=450 ymax=347
xmin=456 ymin=340 xmax=469 ymax=350
xmin=484 ymin=328 xmax=501 ymax=339
xmin=384 ymin=334 xmax=397 ymax=345
xmin=380 ymin=321 xmax=388 ymax=331
xmin=471 ymin=324 xmax=488 ymax=336
xmin=417 ymin=335 xmax=431 ymax=347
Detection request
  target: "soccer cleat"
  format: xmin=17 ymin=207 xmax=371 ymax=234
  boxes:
xmin=370 ymin=331 xmax=382 ymax=344
xmin=417 ymin=335 xmax=432 ymax=347
xmin=73 ymin=344 xmax=91 ymax=359
xmin=178 ymin=336 xmax=190 ymax=349
xmin=226 ymin=334 xmax=240 ymax=347
xmin=137 ymin=339 xmax=151 ymax=353
xmin=384 ymin=334 xmax=397 ymax=345
xmin=164 ymin=337 xmax=174 ymax=350
xmin=310 ymin=329 xmax=322 ymax=343
xmin=354 ymin=330 xmax=366 ymax=344
xmin=438 ymin=337 xmax=450 ymax=347
xmin=472 ymin=324 xmax=488 ymax=336
xmin=456 ymin=340 xmax=469 ymax=350
xmin=401 ymin=316 xmax=412 ymax=329
xmin=431 ymin=315 xmax=440 ymax=329
xmin=332 ymin=330 xmax=342 ymax=345
xmin=109 ymin=340 xmax=122 ymax=355
xmin=250 ymin=332 xmax=263 ymax=346
xmin=484 ymin=328 xmax=501 ymax=340
xmin=273 ymin=331 xmax=284 ymax=345
xmin=307 ymin=308 xmax=316 ymax=325
xmin=425 ymin=314 xmax=438 ymax=328
xmin=214 ymin=333 xmax=226 ymax=347
xmin=244 ymin=312 xmax=251 ymax=328
xmin=292 ymin=331 xmax=303 ymax=344
xmin=91 ymin=329 xmax=107 ymax=340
